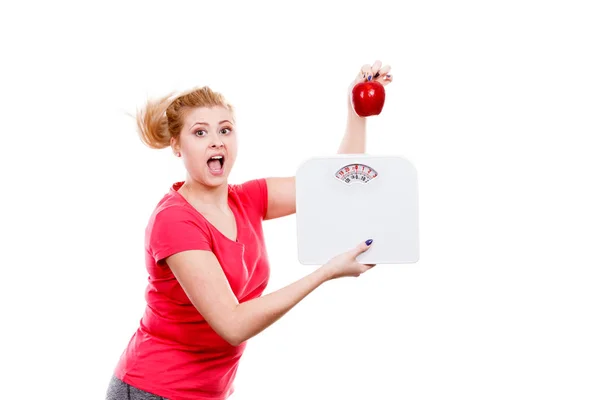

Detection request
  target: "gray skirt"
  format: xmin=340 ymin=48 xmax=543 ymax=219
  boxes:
xmin=106 ymin=376 xmax=167 ymax=400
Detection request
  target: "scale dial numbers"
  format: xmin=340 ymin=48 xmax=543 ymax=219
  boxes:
xmin=335 ymin=163 xmax=378 ymax=184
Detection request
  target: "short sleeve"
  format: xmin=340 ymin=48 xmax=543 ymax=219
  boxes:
xmin=238 ymin=178 xmax=269 ymax=220
xmin=149 ymin=206 xmax=212 ymax=263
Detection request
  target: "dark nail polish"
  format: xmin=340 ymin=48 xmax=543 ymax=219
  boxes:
xmin=374 ymin=72 xmax=380 ymax=78
xmin=368 ymin=75 xmax=372 ymax=81
xmin=365 ymin=239 xmax=373 ymax=246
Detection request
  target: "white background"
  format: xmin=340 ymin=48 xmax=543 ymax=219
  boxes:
xmin=1 ymin=1 xmax=599 ymax=399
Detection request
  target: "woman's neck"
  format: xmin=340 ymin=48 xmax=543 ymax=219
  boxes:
xmin=180 ymin=179 xmax=229 ymax=209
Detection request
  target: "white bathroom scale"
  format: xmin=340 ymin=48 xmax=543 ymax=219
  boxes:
xmin=296 ymin=155 xmax=419 ymax=265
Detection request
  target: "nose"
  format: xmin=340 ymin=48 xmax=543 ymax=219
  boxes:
xmin=209 ymin=134 xmax=224 ymax=148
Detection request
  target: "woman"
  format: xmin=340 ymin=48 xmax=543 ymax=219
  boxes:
xmin=107 ymin=61 xmax=393 ymax=400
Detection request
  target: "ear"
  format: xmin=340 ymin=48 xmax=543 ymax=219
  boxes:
xmin=170 ymin=137 xmax=181 ymax=157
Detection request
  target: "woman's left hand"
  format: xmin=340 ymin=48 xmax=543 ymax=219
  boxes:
xmin=347 ymin=60 xmax=393 ymax=108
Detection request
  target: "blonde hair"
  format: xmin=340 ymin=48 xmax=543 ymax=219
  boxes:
xmin=136 ymin=86 xmax=234 ymax=149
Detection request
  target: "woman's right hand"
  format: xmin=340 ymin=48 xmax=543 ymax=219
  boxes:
xmin=322 ymin=239 xmax=376 ymax=279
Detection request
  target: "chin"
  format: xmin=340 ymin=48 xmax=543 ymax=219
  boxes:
xmin=204 ymin=165 xmax=231 ymax=185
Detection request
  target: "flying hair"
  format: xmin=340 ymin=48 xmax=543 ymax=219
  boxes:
xmin=136 ymin=86 xmax=235 ymax=149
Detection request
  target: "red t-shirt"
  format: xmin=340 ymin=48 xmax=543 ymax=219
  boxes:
xmin=114 ymin=179 xmax=270 ymax=400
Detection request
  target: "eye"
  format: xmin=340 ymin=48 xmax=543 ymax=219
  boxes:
xmin=195 ymin=129 xmax=207 ymax=136
xmin=220 ymin=127 xmax=232 ymax=135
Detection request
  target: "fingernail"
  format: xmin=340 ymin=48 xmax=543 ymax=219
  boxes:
xmin=365 ymin=239 xmax=373 ymax=246
xmin=368 ymin=75 xmax=372 ymax=81
xmin=386 ymin=74 xmax=391 ymax=77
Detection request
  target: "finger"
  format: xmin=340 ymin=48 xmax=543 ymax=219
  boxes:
xmin=358 ymin=263 xmax=376 ymax=275
xmin=362 ymin=264 xmax=376 ymax=272
xmin=355 ymin=64 xmax=371 ymax=82
xmin=374 ymin=64 xmax=391 ymax=79
xmin=355 ymin=68 xmax=365 ymax=83
xmin=350 ymin=239 xmax=374 ymax=258
xmin=379 ymin=73 xmax=393 ymax=86
xmin=359 ymin=64 xmax=373 ymax=82
xmin=371 ymin=60 xmax=382 ymax=76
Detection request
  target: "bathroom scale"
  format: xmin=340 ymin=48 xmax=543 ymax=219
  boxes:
xmin=295 ymin=154 xmax=419 ymax=265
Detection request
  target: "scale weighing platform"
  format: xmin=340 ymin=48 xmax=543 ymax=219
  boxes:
xmin=296 ymin=155 xmax=419 ymax=265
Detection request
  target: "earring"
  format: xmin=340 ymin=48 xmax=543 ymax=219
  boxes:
xmin=176 ymin=152 xmax=181 ymax=157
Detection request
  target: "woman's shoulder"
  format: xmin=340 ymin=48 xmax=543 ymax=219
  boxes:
xmin=145 ymin=182 xmax=213 ymax=262
xmin=150 ymin=181 xmax=202 ymax=223
xmin=228 ymin=177 xmax=267 ymax=195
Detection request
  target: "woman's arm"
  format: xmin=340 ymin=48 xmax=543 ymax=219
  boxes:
xmin=263 ymin=103 xmax=366 ymax=220
xmin=166 ymin=242 xmax=372 ymax=346
xmin=263 ymin=107 xmax=366 ymax=220
xmin=167 ymin=249 xmax=328 ymax=346
xmin=337 ymin=101 xmax=367 ymax=154
xmin=264 ymin=61 xmax=392 ymax=220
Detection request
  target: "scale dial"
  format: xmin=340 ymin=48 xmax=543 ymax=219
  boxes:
xmin=335 ymin=163 xmax=378 ymax=184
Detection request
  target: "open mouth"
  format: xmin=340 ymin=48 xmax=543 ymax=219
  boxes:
xmin=207 ymin=155 xmax=225 ymax=173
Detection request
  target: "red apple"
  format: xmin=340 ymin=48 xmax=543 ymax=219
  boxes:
xmin=351 ymin=80 xmax=386 ymax=117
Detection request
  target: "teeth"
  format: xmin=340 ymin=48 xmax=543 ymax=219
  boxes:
xmin=210 ymin=156 xmax=223 ymax=160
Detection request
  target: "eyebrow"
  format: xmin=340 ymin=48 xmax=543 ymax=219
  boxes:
xmin=190 ymin=120 xmax=233 ymax=129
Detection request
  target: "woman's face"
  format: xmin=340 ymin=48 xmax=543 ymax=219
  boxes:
xmin=174 ymin=106 xmax=238 ymax=188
